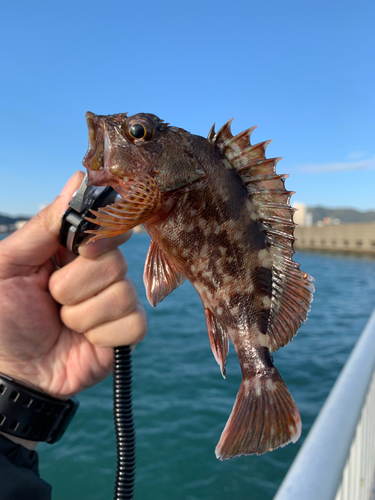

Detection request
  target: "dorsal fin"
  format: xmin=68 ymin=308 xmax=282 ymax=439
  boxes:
xmin=208 ymin=120 xmax=314 ymax=352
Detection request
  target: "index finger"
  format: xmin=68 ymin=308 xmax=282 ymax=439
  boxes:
xmin=78 ymin=230 xmax=134 ymax=260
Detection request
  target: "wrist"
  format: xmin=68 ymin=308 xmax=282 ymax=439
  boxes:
xmin=0 ymin=431 xmax=38 ymax=450
xmin=0 ymin=366 xmax=68 ymax=401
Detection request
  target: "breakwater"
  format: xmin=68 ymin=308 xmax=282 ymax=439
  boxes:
xmin=294 ymin=222 xmax=375 ymax=255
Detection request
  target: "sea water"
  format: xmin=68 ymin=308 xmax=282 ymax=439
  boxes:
xmin=30 ymin=234 xmax=375 ymax=499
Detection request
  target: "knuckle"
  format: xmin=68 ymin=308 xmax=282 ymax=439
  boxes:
xmin=131 ymin=303 xmax=148 ymax=342
xmin=60 ymin=305 xmax=84 ymax=332
xmin=85 ymin=303 xmax=148 ymax=348
xmin=49 ymin=271 xmax=70 ymax=304
xmin=104 ymin=250 xmax=128 ymax=283
xmin=112 ymin=279 xmax=138 ymax=315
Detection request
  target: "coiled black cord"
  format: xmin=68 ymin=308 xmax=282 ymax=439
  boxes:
xmin=114 ymin=346 xmax=136 ymax=500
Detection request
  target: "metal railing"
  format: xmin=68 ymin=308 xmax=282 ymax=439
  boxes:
xmin=274 ymin=308 xmax=375 ymax=500
xmin=334 ymin=369 xmax=375 ymax=500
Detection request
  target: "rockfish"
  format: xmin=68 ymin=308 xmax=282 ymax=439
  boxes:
xmin=82 ymin=111 xmax=314 ymax=460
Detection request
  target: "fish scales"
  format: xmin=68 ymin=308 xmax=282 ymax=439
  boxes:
xmin=147 ymin=145 xmax=273 ymax=342
xmin=82 ymin=111 xmax=314 ymax=460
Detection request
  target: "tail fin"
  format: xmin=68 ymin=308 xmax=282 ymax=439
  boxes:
xmin=215 ymin=369 xmax=301 ymax=460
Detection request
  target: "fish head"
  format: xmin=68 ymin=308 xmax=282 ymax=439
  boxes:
xmin=82 ymin=112 xmax=204 ymax=193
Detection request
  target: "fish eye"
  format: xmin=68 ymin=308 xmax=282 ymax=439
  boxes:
xmin=129 ymin=123 xmax=146 ymax=139
xmin=123 ymin=115 xmax=156 ymax=143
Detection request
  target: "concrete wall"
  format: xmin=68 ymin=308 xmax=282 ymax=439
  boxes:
xmin=294 ymin=222 xmax=375 ymax=254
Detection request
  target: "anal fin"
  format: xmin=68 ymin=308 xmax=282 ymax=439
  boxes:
xmin=215 ymin=368 xmax=301 ymax=459
xmin=143 ymin=239 xmax=186 ymax=307
xmin=204 ymin=308 xmax=229 ymax=378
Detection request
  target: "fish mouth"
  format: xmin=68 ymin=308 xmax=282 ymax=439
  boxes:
xmin=82 ymin=112 xmax=103 ymax=166
xmin=82 ymin=111 xmax=108 ymax=186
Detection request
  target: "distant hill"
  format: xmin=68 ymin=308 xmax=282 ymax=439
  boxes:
xmin=307 ymin=207 xmax=375 ymax=225
xmin=0 ymin=213 xmax=31 ymax=233
xmin=0 ymin=213 xmax=31 ymax=225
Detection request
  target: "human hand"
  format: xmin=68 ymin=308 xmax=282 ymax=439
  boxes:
xmin=0 ymin=171 xmax=147 ymax=403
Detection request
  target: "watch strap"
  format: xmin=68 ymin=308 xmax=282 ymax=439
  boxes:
xmin=0 ymin=373 xmax=79 ymax=444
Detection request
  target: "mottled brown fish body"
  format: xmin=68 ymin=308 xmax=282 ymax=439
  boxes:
xmin=83 ymin=111 xmax=314 ymax=460
xmin=146 ymin=147 xmax=269 ymax=355
xmin=144 ymin=146 xmax=301 ymax=458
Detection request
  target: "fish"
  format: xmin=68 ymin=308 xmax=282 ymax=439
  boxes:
xmin=82 ymin=111 xmax=314 ymax=460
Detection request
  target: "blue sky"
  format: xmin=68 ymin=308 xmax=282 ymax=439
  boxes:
xmin=1 ymin=0 xmax=374 ymax=216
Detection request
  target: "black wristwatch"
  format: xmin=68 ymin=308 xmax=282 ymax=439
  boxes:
xmin=0 ymin=373 xmax=79 ymax=444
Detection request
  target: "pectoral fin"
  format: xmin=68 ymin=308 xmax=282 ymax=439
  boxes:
xmin=143 ymin=239 xmax=186 ymax=307
xmin=85 ymin=176 xmax=161 ymax=242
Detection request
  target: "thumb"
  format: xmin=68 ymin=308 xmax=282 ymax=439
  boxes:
xmin=0 ymin=171 xmax=85 ymax=268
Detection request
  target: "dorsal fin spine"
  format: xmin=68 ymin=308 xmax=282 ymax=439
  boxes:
xmin=222 ymin=125 xmax=257 ymax=150
xmin=252 ymin=189 xmax=296 ymax=196
xmin=258 ymin=202 xmax=296 ymax=211
xmin=225 ymin=140 xmax=273 ymax=164
xmin=268 ymin=240 xmax=296 ymax=254
xmin=264 ymin=228 xmax=295 ymax=240
xmin=259 ymin=216 xmax=296 ymax=226
xmin=212 ymin=119 xmax=234 ymax=147
xmin=238 ymin=160 xmax=283 ymax=180
xmin=243 ymin=173 xmax=289 ymax=184
xmin=217 ymin=118 xmax=234 ymax=136
xmin=207 ymin=123 xmax=216 ymax=143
